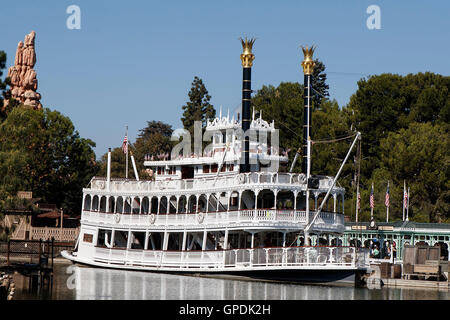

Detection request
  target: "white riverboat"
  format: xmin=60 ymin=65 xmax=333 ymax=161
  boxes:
xmin=62 ymin=39 xmax=370 ymax=284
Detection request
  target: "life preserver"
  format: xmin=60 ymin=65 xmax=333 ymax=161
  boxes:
xmin=197 ymin=212 xmax=204 ymax=224
xmin=238 ymin=175 xmax=245 ymax=184
xmin=114 ymin=213 xmax=121 ymax=223
xmin=149 ymin=213 xmax=156 ymax=224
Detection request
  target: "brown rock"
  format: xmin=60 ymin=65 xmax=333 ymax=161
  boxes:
xmin=2 ymin=31 xmax=42 ymax=111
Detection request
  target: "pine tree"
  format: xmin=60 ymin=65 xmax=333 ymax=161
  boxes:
xmin=311 ymin=59 xmax=329 ymax=108
xmin=181 ymin=76 xmax=215 ymax=135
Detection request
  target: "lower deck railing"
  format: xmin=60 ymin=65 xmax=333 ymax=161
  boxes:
xmin=92 ymin=246 xmax=370 ymax=270
xmin=82 ymin=209 xmax=344 ymax=231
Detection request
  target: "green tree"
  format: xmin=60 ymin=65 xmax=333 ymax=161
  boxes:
xmin=181 ymin=76 xmax=215 ymax=135
xmin=374 ymin=122 xmax=449 ymax=223
xmin=347 ymin=72 xmax=450 ymax=182
xmin=0 ymin=106 xmax=98 ymax=215
xmin=311 ymin=59 xmax=329 ymax=108
xmin=0 ymin=50 xmax=9 ymax=120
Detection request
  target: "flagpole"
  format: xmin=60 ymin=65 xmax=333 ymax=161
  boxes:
xmin=370 ymin=182 xmax=374 ymax=220
xmin=386 ymin=181 xmax=389 ymax=223
xmin=406 ymin=187 xmax=410 ymax=221
xmin=355 ymin=185 xmax=360 ymax=223
xmin=402 ymin=180 xmax=406 ymax=221
xmin=125 ymin=125 xmax=129 ymax=180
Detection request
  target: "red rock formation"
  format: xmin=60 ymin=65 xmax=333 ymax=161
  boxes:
xmin=3 ymin=31 xmax=42 ymax=110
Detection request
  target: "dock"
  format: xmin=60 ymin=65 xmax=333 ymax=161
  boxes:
xmin=0 ymin=239 xmax=57 ymax=298
xmin=381 ymin=278 xmax=449 ymax=290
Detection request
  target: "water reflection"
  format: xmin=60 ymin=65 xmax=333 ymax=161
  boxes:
xmin=12 ymin=263 xmax=450 ymax=300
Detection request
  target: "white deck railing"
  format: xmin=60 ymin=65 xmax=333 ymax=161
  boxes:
xmin=88 ymin=173 xmax=342 ymax=194
xmin=93 ymin=246 xmax=370 ymax=270
xmin=81 ymin=209 xmax=345 ymax=230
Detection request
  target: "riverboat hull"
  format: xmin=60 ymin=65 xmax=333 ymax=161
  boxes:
xmin=61 ymin=250 xmax=364 ymax=285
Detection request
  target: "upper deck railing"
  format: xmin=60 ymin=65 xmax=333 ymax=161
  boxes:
xmin=87 ymin=172 xmax=341 ymax=194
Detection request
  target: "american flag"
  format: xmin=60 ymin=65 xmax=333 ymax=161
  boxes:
xmin=370 ymin=184 xmax=374 ymax=209
xmin=385 ymin=182 xmax=390 ymax=208
xmin=122 ymin=135 xmax=128 ymax=154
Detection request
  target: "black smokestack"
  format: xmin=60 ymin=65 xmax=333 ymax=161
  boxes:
xmin=239 ymin=37 xmax=255 ymax=174
xmin=300 ymin=45 xmax=316 ymax=174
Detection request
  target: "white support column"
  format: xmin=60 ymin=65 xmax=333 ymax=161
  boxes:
xmin=254 ymin=190 xmax=259 ymax=219
xmin=224 ymin=229 xmax=229 ymax=250
xmin=163 ymin=232 xmax=168 ymax=250
xmin=202 ymin=230 xmax=207 ymax=250
xmin=227 ymin=192 xmax=231 ymax=212
xmin=293 ymin=191 xmax=298 ymax=211
xmin=105 ymin=196 xmax=109 ymax=213
xmin=333 ymin=193 xmax=337 ymax=213
xmin=206 ymin=194 xmax=210 ymax=213
xmin=156 ymin=197 xmax=160 ymax=215
xmin=127 ymin=230 xmax=132 ymax=249
xmin=182 ymin=231 xmax=187 ymax=251
xmin=166 ymin=198 xmax=170 ymax=214
xmin=196 ymin=195 xmax=199 ymax=213
xmin=273 ymin=190 xmax=278 ymax=209
xmin=238 ymin=191 xmax=242 ymax=210
xmin=216 ymin=193 xmax=220 ymax=212
xmin=144 ymin=231 xmax=149 ymax=250
xmin=283 ymin=232 xmax=286 ymax=247
xmin=251 ymin=232 xmax=255 ymax=249
xmin=176 ymin=196 xmax=180 ymax=214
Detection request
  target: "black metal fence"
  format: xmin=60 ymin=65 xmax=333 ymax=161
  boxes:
xmin=0 ymin=239 xmax=75 ymax=265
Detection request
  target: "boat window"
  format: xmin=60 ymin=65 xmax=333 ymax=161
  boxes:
xmin=203 ymin=165 xmax=210 ymax=173
xmin=211 ymin=164 xmax=218 ymax=173
xmin=97 ymin=229 xmax=112 ymax=247
xmin=181 ymin=166 xmax=194 ymax=179
xmin=147 ymin=232 xmax=164 ymax=250
xmin=167 ymin=232 xmax=183 ymax=250
xmin=113 ymin=230 xmax=128 ymax=248
xmin=130 ymin=231 xmax=146 ymax=249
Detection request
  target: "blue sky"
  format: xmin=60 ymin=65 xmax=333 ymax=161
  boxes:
xmin=1 ymin=1 xmax=449 ymax=158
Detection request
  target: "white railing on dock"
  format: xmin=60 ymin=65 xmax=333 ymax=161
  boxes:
xmin=81 ymin=209 xmax=345 ymax=231
xmin=92 ymin=246 xmax=370 ymax=270
xmin=31 ymin=226 xmax=80 ymax=242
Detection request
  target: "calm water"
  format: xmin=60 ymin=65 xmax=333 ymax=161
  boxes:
xmin=11 ymin=261 xmax=450 ymax=300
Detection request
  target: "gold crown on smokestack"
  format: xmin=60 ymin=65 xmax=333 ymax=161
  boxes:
xmin=240 ymin=37 xmax=256 ymax=67
xmin=301 ymin=45 xmax=316 ymax=75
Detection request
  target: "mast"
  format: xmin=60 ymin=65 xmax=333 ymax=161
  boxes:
xmin=301 ymin=45 xmax=316 ymax=245
xmin=239 ymin=37 xmax=255 ymax=173
xmin=125 ymin=125 xmax=129 ymax=179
